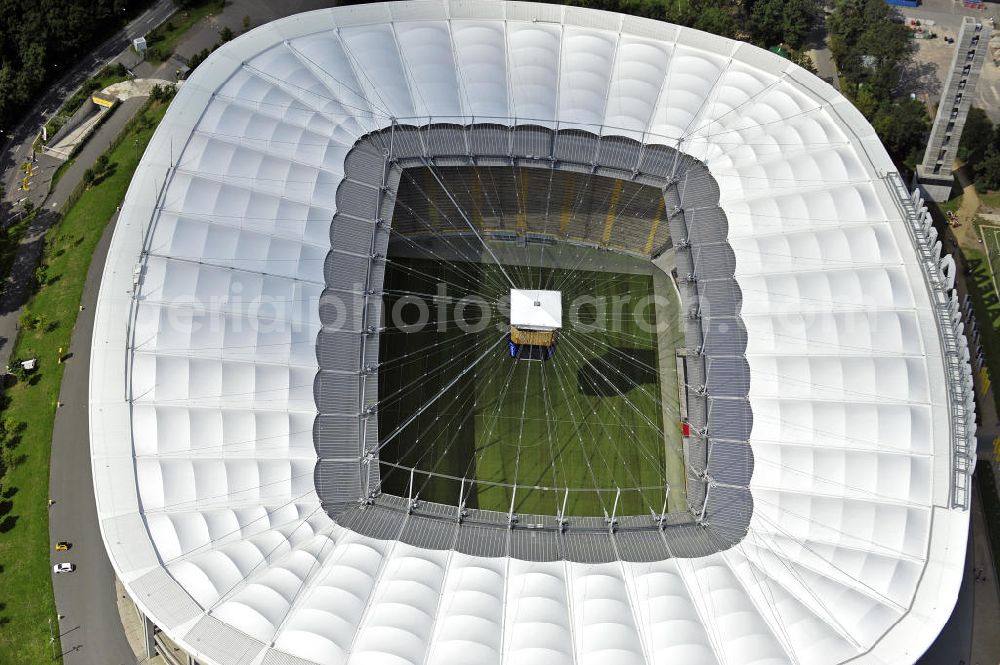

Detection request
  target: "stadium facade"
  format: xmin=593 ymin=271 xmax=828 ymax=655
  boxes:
xmin=90 ymin=2 xmax=975 ymax=664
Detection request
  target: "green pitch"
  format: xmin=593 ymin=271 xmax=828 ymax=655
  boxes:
xmin=377 ymin=248 xmax=686 ymax=518
xmin=982 ymin=224 xmax=1000 ymax=296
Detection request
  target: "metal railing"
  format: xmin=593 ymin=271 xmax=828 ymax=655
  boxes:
xmin=885 ymin=171 xmax=975 ymax=510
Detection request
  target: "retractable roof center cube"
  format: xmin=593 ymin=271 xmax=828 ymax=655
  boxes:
xmin=510 ymin=289 xmax=562 ymax=331
xmin=510 ymin=288 xmax=562 ymax=353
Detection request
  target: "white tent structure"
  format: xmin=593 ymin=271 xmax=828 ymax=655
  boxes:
xmin=89 ymin=2 xmax=975 ymax=664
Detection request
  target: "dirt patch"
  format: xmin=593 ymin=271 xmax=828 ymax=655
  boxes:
xmin=952 ymin=184 xmax=984 ymax=251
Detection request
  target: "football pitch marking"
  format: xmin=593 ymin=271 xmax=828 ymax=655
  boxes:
xmin=982 ymin=224 xmax=1000 ymax=298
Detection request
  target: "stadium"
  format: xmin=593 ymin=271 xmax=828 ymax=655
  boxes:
xmin=89 ymin=1 xmax=975 ymax=664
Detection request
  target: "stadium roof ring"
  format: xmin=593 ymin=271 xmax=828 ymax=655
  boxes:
xmin=315 ymin=124 xmax=753 ymax=562
xmin=90 ymin=2 xmax=976 ymax=664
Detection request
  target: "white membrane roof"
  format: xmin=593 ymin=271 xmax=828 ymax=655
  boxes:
xmin=90 ymin=2 xmax=973 ymax=664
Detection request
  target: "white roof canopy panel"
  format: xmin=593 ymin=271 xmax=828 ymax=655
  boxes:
xmin=89 ymin=2 xmax=972 ymax=665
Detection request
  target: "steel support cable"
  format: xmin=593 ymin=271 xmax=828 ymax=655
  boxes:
xmin=137 ymin=427 xmax=314 ymax=458
xmin=241 ymin=59 xmax=392 ymax=121
xmin=369 ymin=333 xmax=484 ymax=418
xmin=753 ymin=508 xmax=908 ymax=613
xmin=751 ymin=456 xmax=930 ymax=506
xmin=680 ymin=73 xmax=790 ymax=143
xmin=201 ymin=502 xmax=336 ymax=613
xmin=507 ymin=359 xmax=535 ymax=515
xmin=377 ymin=253 xmax=507 ymax=301
xmin=738 ymin=524 xmax=866 ymax=652
xmin=562 ymin=320 xmax=668 ymax=375
xmin=391 ymin=171 xmax=519 ymax=294
xmin=283 ymin=40 xmax=391 ymax=119
xmin=556 ymin=332 xmax=672 ymax=495
xmin=707 ymin=528 xmax=804 ymax=665
xmin=374 ymin=334 xmax=506 ymax=456
xmin=384 ymin=220 xmax=508 ymax=291
xmin=541 ymin=350 xmax=614 ymax=517
xmin=751 ymin=493 xmax=926 ymax=563
xmin=558 ymin=328 xmax=668 ymax=433
xmin=460 ymin=344 xmax=523 ymax=500
xmin=546 ymin=331 xmax=664 ymax=517
xmin=157 ymin=486 xmax=320 ymax=565
xmin=545 ymin=336 xmax=630 ymax=498
xmin=384 ymin=335 xmax=519 ymax=495
xmin=402 ymin=370 xmax=511 ymax=495
xmin=538 ymin=359 xmax=567 ymax=515
xmin=420 ymin=157 xmax=517 ymax=288
xmin=548 ymin=170 xmax=635 ymax=292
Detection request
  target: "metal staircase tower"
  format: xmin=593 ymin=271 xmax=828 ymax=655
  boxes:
xmin=916 ymin=16 xmax=991 ymax=201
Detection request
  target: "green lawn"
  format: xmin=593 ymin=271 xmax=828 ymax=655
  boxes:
xmin=0 ymin=98 xmax=168 ymax=664
xmin=145 ymin=0 xmax=225 ymax=64
xmin=958 ymin=242 xmax=1000 ymax=419
xmin=982 ymin=224 xmax=1000 ymax=294
xmin=377 ymin=250 xmax=686 ymax=519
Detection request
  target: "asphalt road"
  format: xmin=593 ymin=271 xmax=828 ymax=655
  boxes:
xmin=33 ymin=5 xmax=330 ymax=662
xmin=807 ymin=12 xmax=842 ymax=91
xmin=0 ymin=98 xmax=149 ymax=405
xmin=48 ymin=213 xmax=136 ymax=665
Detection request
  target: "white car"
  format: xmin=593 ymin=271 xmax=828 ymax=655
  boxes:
xmin=52 ymin=562 xmax=75 ymax=574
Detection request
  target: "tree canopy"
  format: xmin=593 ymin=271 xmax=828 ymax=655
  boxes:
xmin=872 ymin=97 xmax=930 ymax=168
xmin=959 ymin=107 xmax=993 ymax=169
xmin=560 ymin=0 xmax=819 ymax=47
xmin=747 ymin=0 xmax=817 ymax=49
xmin=0 ymin=0 xmax=148 ymax=132
xmin=828 ymin=0 xmax=914 ymax=104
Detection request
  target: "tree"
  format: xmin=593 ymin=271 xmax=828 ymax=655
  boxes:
xmin=1 ymin=443 xmax=18 ymax=473
xmin=749 ymin=0 xmax=817 ymax=49
xmin=188 ymin=47 xmax=212 ymax=71
xmin=851 ymin=83 xmax=881 ymax=120
xmin=0 ymin=1 xmax=147 ymax=131
xmin=959 ymin=107 xmax=993 ymax=168
xmin=693 ymin=6 xmax=736 ymax=39
xmin=219 ymin=26 xmax=235 ymax=43
xmin=975 ymin=145 xmax=1000 ymax=192
xmin=828 ymin=0 xmax=913 ymax=104
xmin=872 ymin=98 xmax=929 ymax=166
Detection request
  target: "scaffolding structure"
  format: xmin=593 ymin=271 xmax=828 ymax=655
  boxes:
xmin=916 ymin=16 xmax=991 ymax=201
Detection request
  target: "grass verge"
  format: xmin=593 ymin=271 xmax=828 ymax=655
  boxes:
xmin=0 ymin=97 xmax=168 ymax=664
xmin=957 ymin=243 xmax=1000 ymax=419
xmin=145 ymin=0 xmax=226 ymax=63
